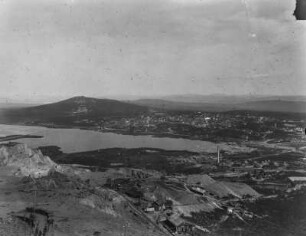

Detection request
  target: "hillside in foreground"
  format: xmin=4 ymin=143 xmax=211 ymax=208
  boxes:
xmin=0 ymin=143 xmax=163 ymax=236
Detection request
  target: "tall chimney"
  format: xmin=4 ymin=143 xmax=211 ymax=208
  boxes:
xmin=217 ymin=146 xmax=220 ymax=164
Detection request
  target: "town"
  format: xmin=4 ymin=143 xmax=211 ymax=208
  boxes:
xmin=37 ymin=111 xmax=306 ymax=236
xmin=1 ymin=96 xmax=306 ymax=235
xmin=88 ymin=143 xmax=306 ymax=235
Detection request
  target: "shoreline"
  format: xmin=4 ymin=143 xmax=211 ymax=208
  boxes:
xmin=0 ymin=121 xmax=245 ymax=143
xmin=0 ymin=123 xmax=294 ymax=155
xmin=0 ymin=134 xmax=43 ymax=142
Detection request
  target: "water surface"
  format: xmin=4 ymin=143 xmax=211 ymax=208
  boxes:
xmin=0 ymin=124 xmax=249 ymax=153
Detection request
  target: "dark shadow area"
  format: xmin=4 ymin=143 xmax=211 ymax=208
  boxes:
xmin=294 ymin=0 xmax=306 ymax=20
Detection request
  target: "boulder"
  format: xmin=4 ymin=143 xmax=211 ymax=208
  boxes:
xmin=0 ymin=143 xmax=57 ymax=178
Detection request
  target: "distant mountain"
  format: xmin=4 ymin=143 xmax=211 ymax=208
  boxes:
xmin=132 ymin=97 xmax=306 ymax=113
xmin=0 ymin=96 xmax=148 ymax=124
xmin=132 ymin=99 xmax=236 ymax=112
xmin=237 ymin=100 xmax=306 ymax=113
xmin=0 ymin=103 xmax=40 ymax=109
xmin=1 ymin=96 xmax=305 ymax=126
xmin=160 ymin=94 xmax=306 ymax=104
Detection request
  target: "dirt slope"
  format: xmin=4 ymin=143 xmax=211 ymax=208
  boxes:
xmin=0 ymin=143 xmax=163 ymax=236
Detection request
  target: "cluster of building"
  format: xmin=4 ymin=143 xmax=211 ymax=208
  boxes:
xmin=91 ymin=111 xmax=305 ymax=143
xmin=104 ymin=166 xmax=264 ymax=235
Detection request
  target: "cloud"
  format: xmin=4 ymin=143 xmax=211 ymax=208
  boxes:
xmin=246 ymin=0 xmax=296 ymax=21
xmin=0 ymin=0 xmax=305 ymax=98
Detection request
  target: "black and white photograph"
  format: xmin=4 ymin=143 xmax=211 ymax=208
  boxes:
xmin=0 ymin=0 xmax=306 ymax=235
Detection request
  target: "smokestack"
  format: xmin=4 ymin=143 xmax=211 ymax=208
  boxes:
xmin=217 ymin=146 xmax=220 ymax=164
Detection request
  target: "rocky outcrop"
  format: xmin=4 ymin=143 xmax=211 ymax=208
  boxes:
xmin=0 ymin=143 xmax=58 ymax=178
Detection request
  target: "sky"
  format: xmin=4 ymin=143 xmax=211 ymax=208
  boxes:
xmin=0 ymin=0 xmax=305 ymax=102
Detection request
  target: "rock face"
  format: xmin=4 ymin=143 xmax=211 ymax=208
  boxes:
xmin=0 ymin=143 xmax=57 ymax=177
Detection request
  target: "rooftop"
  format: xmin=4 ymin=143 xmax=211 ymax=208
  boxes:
xmin=288 ymin=177 xmax=306 ymax=182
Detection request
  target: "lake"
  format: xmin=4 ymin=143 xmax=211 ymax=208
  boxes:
xmin=0 ymin=124 xmax=251 ymax=153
